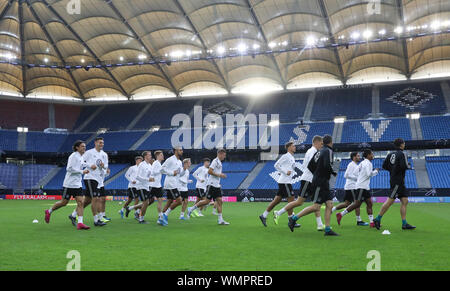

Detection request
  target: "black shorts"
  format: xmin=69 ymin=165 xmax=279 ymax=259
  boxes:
xmin=180 ymin=191 xmax=189 ymax=201
xmin=389 ymin=184 xmax=408 ymax=199
xmin=310 ymin=182 xmax=332 ymax=204
xmin=196 ymin=188 xmax=206 ymax=198
xmin=356 ymin=189 xmax=371 ymax=202
xmin=299 ymin=180 xmax=312 ymax=198
xmin=84 ymin=179 xmax=100 ymax=197
xmin=276 ymin=183 xmax=294 ymax=198
xmin=62 ymin=188 xmax=82 ymax=200
xmin=166 ymin=189 xmax=180 ymax=200
xmin=98 ymin=186 xmax=106 ymax=197
xmin=137 ymin=189 xmax=150 ymax=201
xmin=150 ymin=187 xmax=163 ymax=198
xmin=206 ymin=185 xmax=223 ymax=200
xmin=127 ymin=188 xmax=137 ymax=199
xmin=344 ymin=189 xmax=356 ymax=202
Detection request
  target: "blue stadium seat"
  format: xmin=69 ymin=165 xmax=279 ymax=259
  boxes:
xmin=0 ymin=130 xmax=18 ymax=151
xmin=88 ymin=131 xmax=146 ymax=151
xmin=22 ymin=164 xmax=57 ymax=189
xmin=341 ymin=119 xmax=412 ymax=143
xmin=26 ymin=132 xmax=67 ymax=152
xmin=0 ymin=163 xmax=18 ymax=189
xmin=420 ymin=116 xmax=450 ymax=140
xmin=426 ymin=157 xmax=450 ymax=188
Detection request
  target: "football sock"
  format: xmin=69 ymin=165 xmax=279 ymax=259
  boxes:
xmin=94 ymin=214 xmax=99 ymax=223
xmin=165 ymin=208 xmax=172 ymax=216
xmin=331 ymin=207 xmax=337 ymax=213
xmin=277 ymin=208 xmax=287 ymax=216
xmin=375 ymin=214 xmax=383 ymax=222
xmin=325 ymin=226 xmax=331 ymax=233
xmin=262 ymin=210 xmax=269 ymax=218
xmin=402 ymin=219 xmax=407 ymax=226
xmin=341 ymin=209 xmax=348 ymax=216
xmin=78 ymin=216 xmax=83 ymax=224
xmin=292 ymin=215 xmax=299 ymax=221
xmin=71 ymin=210 xmax=77 ymax=218
xmin=218 ymin=214 xmax=223 ymax=221
xmin=316 ymin=216 xmax=324 ymax=226
xmin=48 ymin=208 xmax=53 ymax=214
xmin=368 ymin=215 xmax=374 ymax=222
xmin=356 ymin=216 xmax=362 ymax=222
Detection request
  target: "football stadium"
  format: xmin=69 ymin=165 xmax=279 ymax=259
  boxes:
xmin=0 ymin=0 xmax=449 ymax=274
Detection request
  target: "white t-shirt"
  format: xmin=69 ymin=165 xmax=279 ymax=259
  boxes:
xmin=355 ymin=159 xmax=378 ymax=190
xmin=63 ymin=152 xmax=87 ymax=189
xmin=125 ymin=165 xmax=138 ymax=189
xmin=299 ymin=147 xmax=318 ymax=183
xmin=177 ymin=169 xmax=191 ymax=192
xmin=135 ymin=161 xmax=153 ymax=191
xmin=207 ymin=158 xmax=222 ymax=188
xmin=162 ymin=155 xmax=183 ymax=190
xmin=83 ymin=148 xmax=108 ymax=184
xmin=274 ymin=152 xmax=296 ymax=184
xmin=193 ymin=166 xmax=209 ymax=190
xmin=344 ymin=161 xmax=359 ymax=190
xmin=150 ymin=160 xmax=163 ymax=188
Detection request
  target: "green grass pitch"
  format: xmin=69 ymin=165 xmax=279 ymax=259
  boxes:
xmin=0 ymin=200 xmax=449 ymax=271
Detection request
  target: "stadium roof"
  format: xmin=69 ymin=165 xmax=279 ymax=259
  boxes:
xmin=0 ymin=0 xmax=449 ymax=101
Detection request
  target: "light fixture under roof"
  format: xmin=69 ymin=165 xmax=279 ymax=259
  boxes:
xmin=237 ymin=43 xmax=247 ymax=53
xmin=378 ymin=29 xmax=386 ymax=35
xmin=268 ymin=42 xmax=276 ymax=48
xmin=363 ymin=30 xmax=372 ymax=39
xmin=119 ymin=56 xmax=124 ymax=61
xmin=138 ymin=54 xmax=147 ymax=60
xmin=217 ymin=46 xmax=226 ymax=54
xmin=306 ymin=36 xmax=317 ymax=46
xmin=351 ymin=31 xmax=360 ymax=39
xmin=394 ymin=26 xmax=403 ymax=34
xmin=252 ymin=44 xmax=260 ymax=50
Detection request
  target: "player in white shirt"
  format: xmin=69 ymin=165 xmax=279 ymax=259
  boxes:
xmin=259 ymin=142 xmax=297 ymax=227
xmin=331 ymin=152 xmax=368 ymax=226
xmin=187 ymin=149 xmax=229 ymax=225
xmin=191 ymin=158 xmax=210 ymax=217
xmin=69 ymin=137 xmax=109 ymax=227
xmin=149 ymin=150 xmax=165 ymax=221
xmin=159 ymin=147 xmax=184 ymax=226
xmin=336 ymin=149 xmax=379 ymax=227
xmin=272 ymin=136 xmax=325 ymax=230
xmin=119 ymin=156 xmax=143 ymax=218
xmin=45 ymin=140 xmax=90 ymax=230
xmin=178 ymin=158 xmax=193 ymax=220
xmin=133 ymin=151 xmax=155 ymax=224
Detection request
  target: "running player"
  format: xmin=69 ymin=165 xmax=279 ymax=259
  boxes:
xmin=120 ymin=156 xmax=143 ymax=218
xmin=134 ymin=151 xmax=154 ymax=224
xmin=191 ymin=158 xmax=210 ymax=217
xmin=97 ymin=166 xmax=111 ymax=222
xmin=178 ymin=158 xmax=193 ymax=220
xmin=187 ymin=149 xmax=229 ymax=225
xmin=288 ymin=135 xmax=339 ymax=236
xmin=373 ymin=138 xmax=416 ymax=230
xmin=159 ymin=147 xmax=184 ymax=226
xmin=272 ymin=136 xmax=325 ymax=230
xmin=149 ymin=150 xmax=164 ymax=222
xmin=70 ymin=137 xmax=109 ymax=227
xmin=259 ymin=142 xmax=298 ymax=227
xmin=45 ymin=140 xmax=90 ymax=230
xmin=336 ymin=149 xmax=378 ymax=227
xmin=331 ymin=152 xmax=368 ymax=226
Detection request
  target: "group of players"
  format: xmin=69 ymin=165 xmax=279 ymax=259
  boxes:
xmin=260 ymin=135 xmax=416 ymax=236
xmin=44 ymin=137 xmax=230 ymax=230
xmin=44 ymin=134 xmax=416 ymax=236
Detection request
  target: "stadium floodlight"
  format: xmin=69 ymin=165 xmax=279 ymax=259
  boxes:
xmin=378 ymin=29 xmax=386 ymax=35
xmin=170 ymin=51 xmax=184 ymax=58
xmin=351 ymin=31 xmax=360 ymax=40
xmin=138 ymin=54 xmax=147 ymax=60
xmin=306 ymin=36 xmax=317 ymax=46
xmin=281 ymin=41 xmax=288 ymax=46
xmin=334 ymin=116 xmax=346 ymax=124
xmin=185 ymin=50 xmax=192 ymax=57
xmin=81 ymin=59 xmax=85 ymax=63
xmin=151 ymin=126 xmax=160 ymax=132
xmin=43 ymin=58 xmax=49 ymax=63
xmin=119 ymin=56 xmax=124 ymax=61
xmin=237 ymin=43 xmax=247 ymax=53
xmin=407 ymin=113 xmax=421 ymax=119
xmin=17 ymin=127 xmax=28 ymax=133
xmin=217 ymin=46 xmax=226 ymax=55
xmin=430 ymin=20 xmax=441 ymax=30
xmin=253 ymin=44 xmax=260 ymax=50
xmin=363 ymin=30 xmax=373 ymax=39
xmin=97 ymin=128 xmax=107 ymax=134
xmin=268 ymin=120 xmax=280 ymax=127
xmin=394 ymin=26 xmax=404 ymax=34
xmin=268 ymin=42 xmax=277 ymax=48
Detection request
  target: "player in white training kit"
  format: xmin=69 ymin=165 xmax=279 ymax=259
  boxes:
xmin=70 ymin=137 xmax=109 ymax=227
xmin=133 ymin=151 xmax=155 ymax=224
xmin=272 ymin=136 xmax=325 ymax=230
xmin=149 ymin=150 xmax=164 ymax=222
xmin=119 ymin=156 xmax=143 ymax=218
xmin=187 ymin=149 xmax=229 ymax=225
xmin=336 ymin=149 xmax=379 ymax=227
xmin=45 ymin=140 xmax=90 ymax=230
xmin=159 ymin=147 xmax=184 ymax=226
xmin=191 ymin=158 xmax=210 ymax=217
xmin=331 ymin=152 xmax=368 ymax=226
xmin=178 ymin=158 xmax=193 ymax=220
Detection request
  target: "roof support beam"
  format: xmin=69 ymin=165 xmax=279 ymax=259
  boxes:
xmin=396 ymin=0 xmax=411 ymax=78
xmin=26 ymin=0 xmax=84 ymax=99
xmin=244 ymin=0 xmax=286 ymax=89
xmin=18 ymin=0 xmax=27 ymax=96
xmin=173 ymin=0 xmax=231 ymax=93
xmin=0 ymin=0 xmax=13 ymax=20
xmin=317 ymin=0 xmax=346 ymax=84
xmin=104 ymin=0 xmax=179 ymax=96
xmin=42 ymin=0 xmax=130 ymax=99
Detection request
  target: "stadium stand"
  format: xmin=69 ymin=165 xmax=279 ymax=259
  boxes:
xmin=311 ymin=87 xmax=372 ymax=121
xmin=82 ymin=103 xmax=144 ymax=132
xmin=0 ymin=130 xmax=18 ymax=151
xmin=58 ymin=133 xmax=93 ymax=152
xmin=420 ymin=116 xmax=450 ymax=140
xmin=137 ymin=129 xmax=177 ymax=150
xmin=22 ymin=164 xmax=57 ymax=189
xmin=0 ymin=100 xmax=49 ymax=131
xmin=426 ymin=157 xmax=450 ymax=188
xmin=380 ymin=82 xmax=447 ymax=117
xmin=279 ymin=122 xmax=335 ymax=145
xmin=25 ymin=132 xmax=68 ymax=152
xmin=88 ymin=131 xmax=147 ymax=151
xmin=44 ymin=168 xmax=65 ymax=190
xmin=341 ymin=118 xmax=412 ymax=143
xmin=72 ymin=105 xmax=102 ymax=130
xmin=54 ymin=104 xmax=82 ymax=131
xmin=0 ymin=163 xmax=18 ymax=189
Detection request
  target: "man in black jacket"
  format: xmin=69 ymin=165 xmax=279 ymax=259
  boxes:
xmin=373 ymin=138 xmax=416 ymax=230
xmin=288 ymin=135 xmax=339 ymax=236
